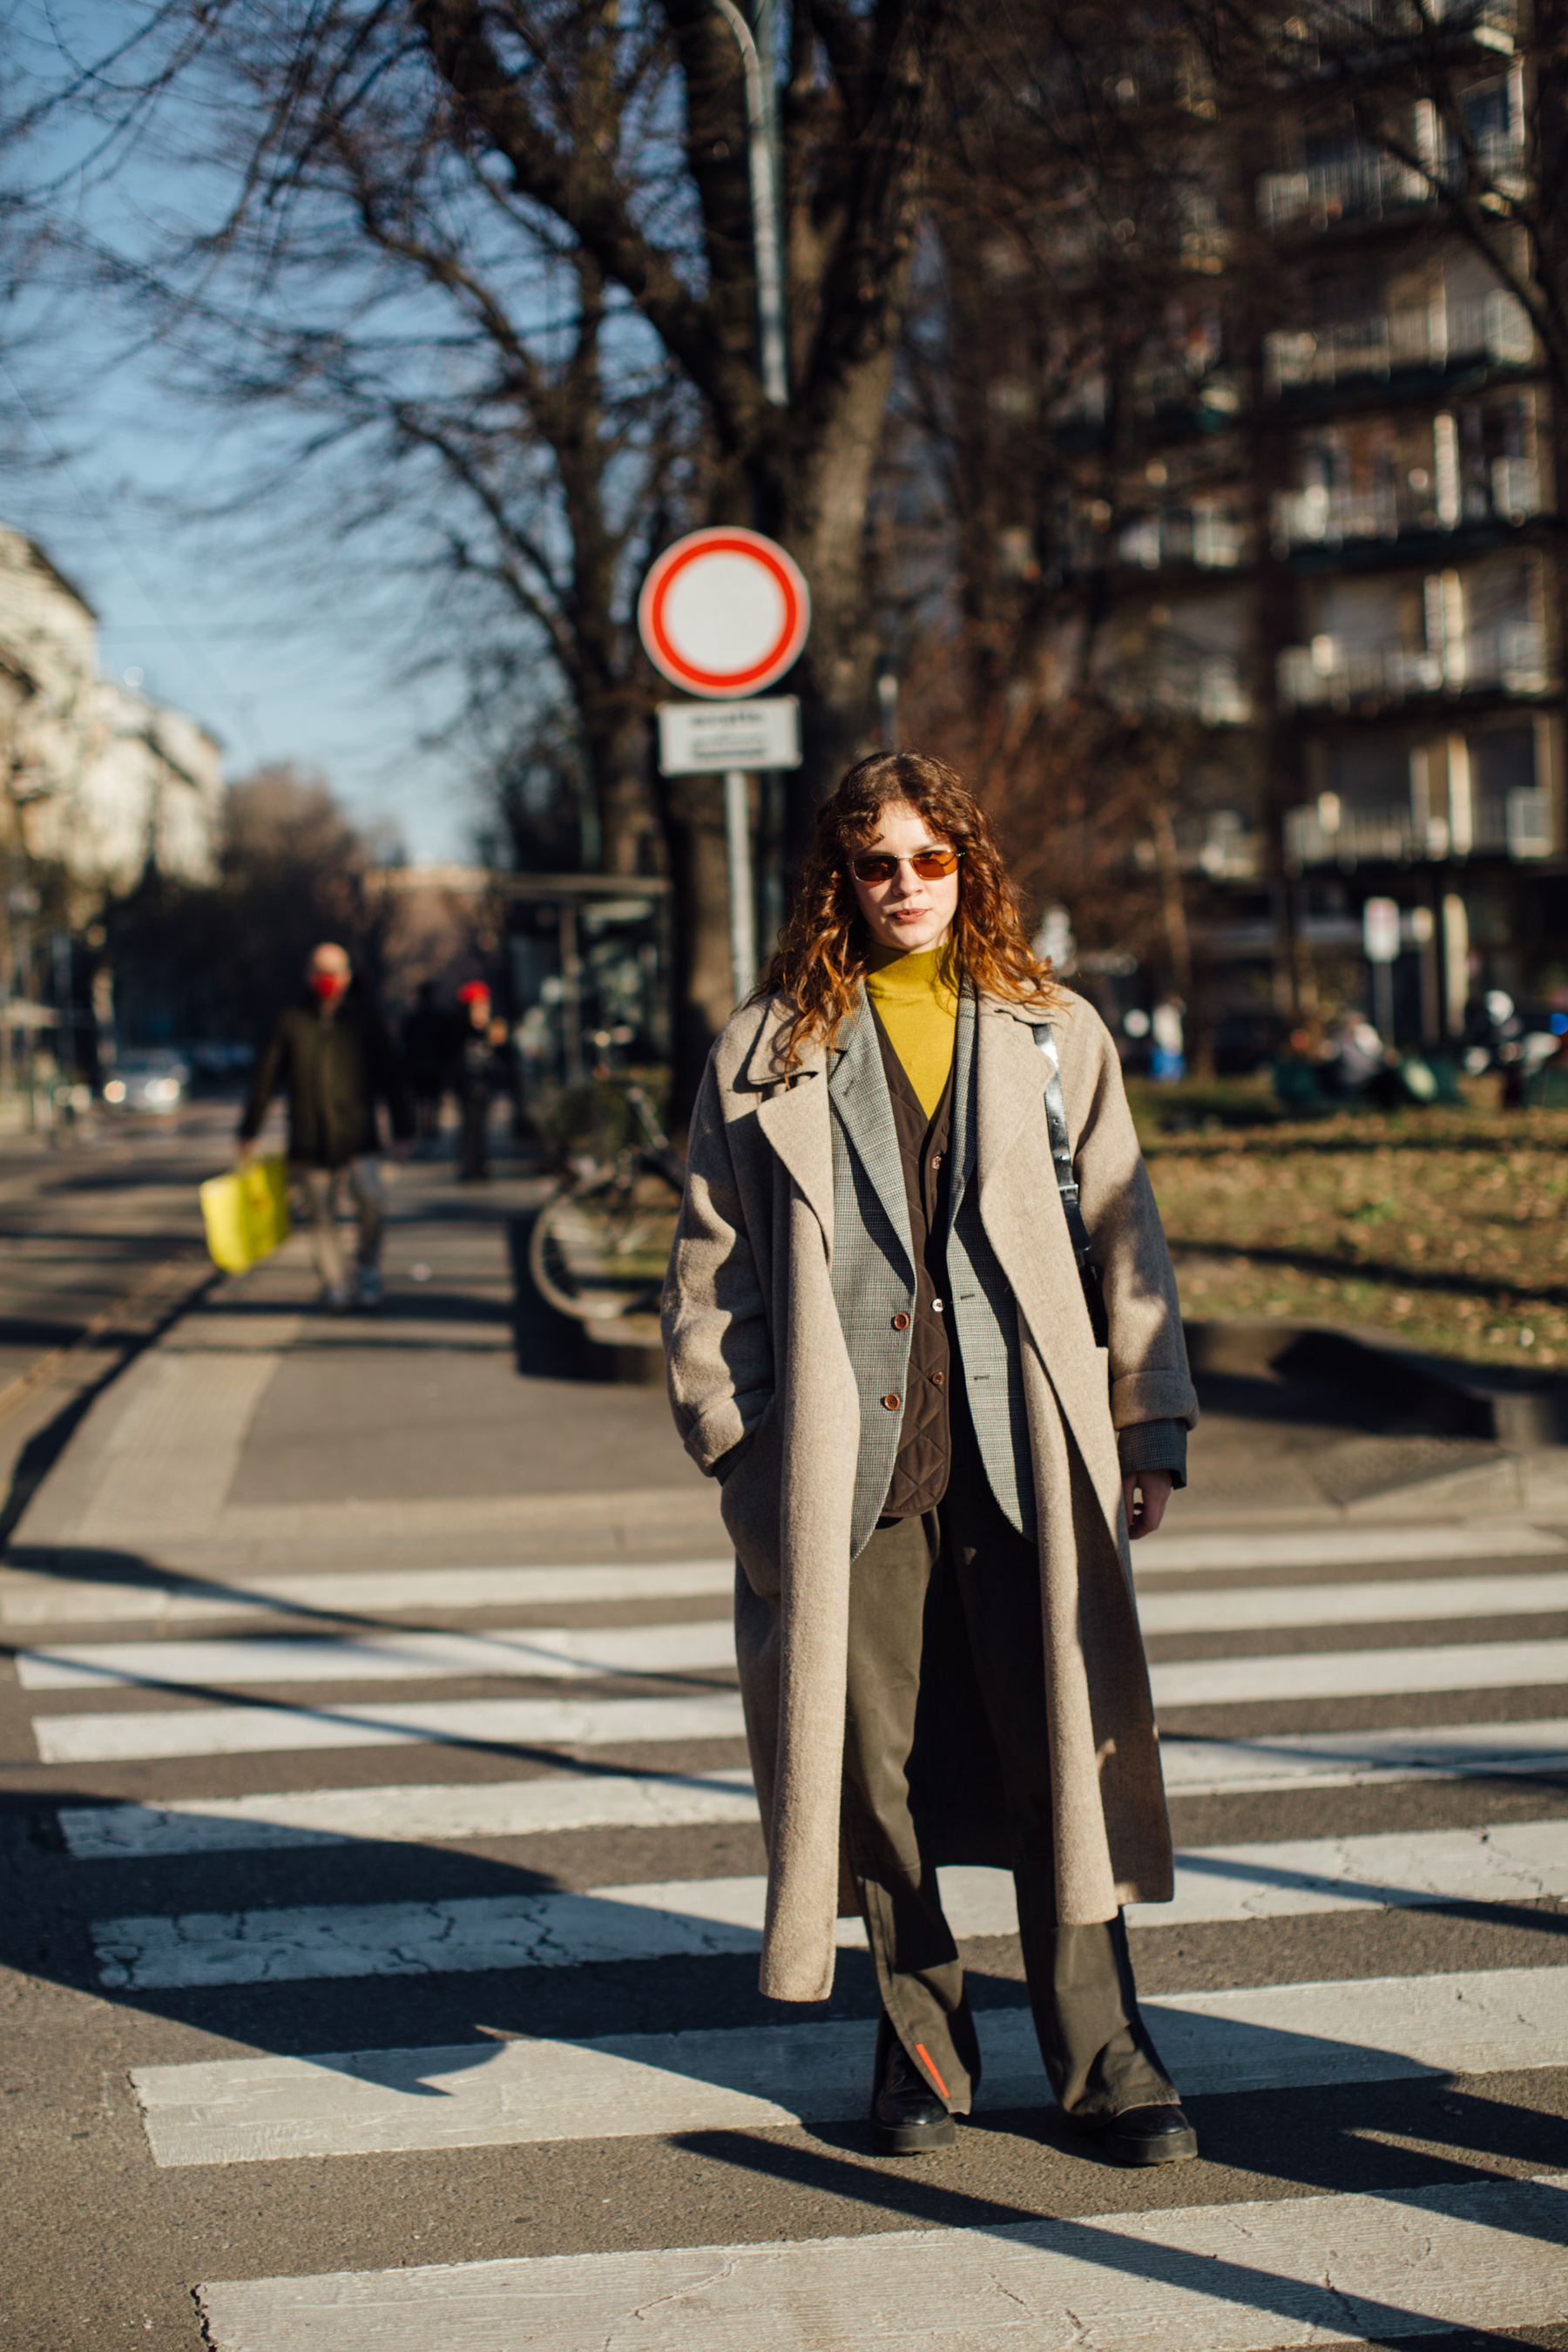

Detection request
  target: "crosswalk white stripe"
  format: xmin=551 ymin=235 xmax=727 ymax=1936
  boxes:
xmin=34 ymin=1691 xmax=748 ymax=1766
xmin=38 ymin=1632 xmax=1568 ymax=1762
xmin=25 ymin=1571 xmax=1568 ymax=1693
xmin=1137 ymin=1568 xmax=1568 ymax=1635
xmin=17 ymin=1619 xmax=740 ymax=1691
xmin=1132 ymin=1818 xmax=1568 ymax=1927
xmin=1135 ymin=1521 xmax=1567 ymax=1574
xmin=89 ymin=1820 xmax=1568 ymax=1988
xmin=131 ymin=1965 xmax=1568 ymax=2166
xmin=57 ymin=1717 xmax=1568 ymax=1858
xmin=1160 ymin=1717 xmax=1568 ymax=1794
xmin=193 ymin=2175 xmax=1568 ymax=2352
xmin=57 ymin=1767 xmax=761 ymax=1859
xmin=92 ymin=1874 xmax=856 ymax=1989
xmin=6 ymin=1524 xmax=1559 ymax=1629
xmin=0 ymin=1559 xmax=736 ymax=1627
xmin=1151 ymin=1635 xmax=1568 ymax=1707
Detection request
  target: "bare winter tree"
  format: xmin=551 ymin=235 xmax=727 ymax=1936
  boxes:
xmin=23 ymin=0 xmax=965 ymax=1092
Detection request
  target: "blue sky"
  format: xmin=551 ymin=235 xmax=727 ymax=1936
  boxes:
xmin=3 ymin=335 xmax=479 ymax=864
xmin=3 ymin=3 xmax=493 ymax=863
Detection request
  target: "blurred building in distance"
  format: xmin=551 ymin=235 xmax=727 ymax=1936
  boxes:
xmin=0 ymin=523 xmax=223 ymax=903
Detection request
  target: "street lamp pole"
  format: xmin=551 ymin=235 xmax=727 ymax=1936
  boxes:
xmin=712 ymin=0 xmax=788 ymax=1005
xmin=712 ymin=0 xmax=787 ymax=407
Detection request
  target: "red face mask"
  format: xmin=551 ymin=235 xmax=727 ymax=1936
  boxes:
xmin=310 ymin=970 xmax=348 ymax=1004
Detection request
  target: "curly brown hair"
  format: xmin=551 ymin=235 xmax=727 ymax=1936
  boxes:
xmin=757 ymin=750 xmax=1060 ymax=1065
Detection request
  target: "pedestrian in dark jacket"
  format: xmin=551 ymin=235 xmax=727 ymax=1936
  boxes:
xmin=239 ymin=942 xmax=414 ymax=1309
xmin=402 ymin=981 xmax=456 ymax=1151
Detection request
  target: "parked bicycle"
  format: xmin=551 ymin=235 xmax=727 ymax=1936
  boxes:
xmin=528 ymin=1065 xmax=686 ymax=1325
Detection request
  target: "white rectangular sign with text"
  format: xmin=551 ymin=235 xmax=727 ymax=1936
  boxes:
xmin=657 ymin=697 xmax=801 ymax=776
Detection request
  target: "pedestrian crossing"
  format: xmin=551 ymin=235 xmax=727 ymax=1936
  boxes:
xmin=193 ymin=2176 xmax=1568 ymax=2352
xmin=55 ymin=1713 xmax=1568 ymax=1857
xmin=10 ymin=1505 xmax=1568 ymax=2347
xmin=135 ymin=1966 xmax=1568 ymax=2163
xmin=84 ymin=1819 xmax=1568 ymax=1989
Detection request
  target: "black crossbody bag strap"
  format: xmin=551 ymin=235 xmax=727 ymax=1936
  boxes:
xmin=1032 ymin=1023 xmax=1110 ymax=1348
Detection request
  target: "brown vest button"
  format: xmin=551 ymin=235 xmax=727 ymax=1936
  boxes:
xmin=882 ymin=1392 xmax=901 ymax=1409
xmin=892 ymin=1312 xmax=910 ymax=1331
xmin=931 ymin=1370 xmax=944 ymax=1386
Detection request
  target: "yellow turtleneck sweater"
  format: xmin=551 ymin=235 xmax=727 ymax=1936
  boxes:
xmin=864 ymin=943 xmax=961 ymax=1119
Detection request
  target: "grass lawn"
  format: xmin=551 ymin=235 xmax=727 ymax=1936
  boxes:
xmin=1132 ymin=1093 xmax=1568 ymax=1371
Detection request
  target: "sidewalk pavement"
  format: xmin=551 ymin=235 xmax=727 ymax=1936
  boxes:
xmin=3 ymin=1152 xmax=1566 ymax=1605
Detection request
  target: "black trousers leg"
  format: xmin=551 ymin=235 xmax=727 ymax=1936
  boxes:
xmin=841 ymin=1512 xmax=981 ymax=2112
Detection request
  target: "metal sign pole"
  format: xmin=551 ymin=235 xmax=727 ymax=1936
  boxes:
xmin=724 ymin=769 xmax=757 ymax=1004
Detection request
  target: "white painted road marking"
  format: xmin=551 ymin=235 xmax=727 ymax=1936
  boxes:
xmin=1159 ymin=1717 xmax=1568 ymax=1795
xmin=132 ymin=1965 xmax=1568 ymax=2166
xmin=57 ymin=1717 xmax=1568 ymax=1858
xmin=92 ymin=1875 xmax=859 ymax=1990
xmin=1151 ymin=1636 xmax=1568 ymax=1708
xmin=24 ymin=1571 xmax=1568 ymax=1692
xmin=194 ymin=2176 xmax=1568 ymax=2352
xmin=1134 ymin=1521 xmax=1567 ymax=1575
xmin=1137 ymin=1569 xmax=1568 ymax=1636
xmin=17 ymin=1617 xmax=739 ymax=1691
xmin=0 ymin=1558 xmax=735 ymax=1626
xmin=33 ymin=1691 xmax=748 ymax=1765
xmin=90 ymin=1820 xmax=1568 ymax=1988
xmin=58 ymin=1767 xmax=761 ymax=1860
xmin=38 ymin=1632 xmax=1568 ymax=1764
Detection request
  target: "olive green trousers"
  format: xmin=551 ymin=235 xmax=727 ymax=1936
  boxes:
xmin=842 ymin=1436 xmax=1176 ymax=2123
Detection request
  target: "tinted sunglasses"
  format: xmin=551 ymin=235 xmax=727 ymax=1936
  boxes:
xmin=849 ymin=847 xmax=962 ymax=886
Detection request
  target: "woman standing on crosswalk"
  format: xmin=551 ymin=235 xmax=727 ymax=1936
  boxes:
xmin=662 ymin=750 xmax=1200 ymax=2166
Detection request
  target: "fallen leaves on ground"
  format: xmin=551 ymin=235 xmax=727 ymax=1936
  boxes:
xmin=1140 ymin=1107 xmax=1568 ymax=1368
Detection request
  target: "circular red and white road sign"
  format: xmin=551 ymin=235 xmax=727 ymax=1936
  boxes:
xmin=638 ymin=526 xmax=810 ymax=700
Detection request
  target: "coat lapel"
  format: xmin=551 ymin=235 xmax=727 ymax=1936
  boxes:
xmin=748 ymin=1014 xmax=835 ymax=1252
xmin=827 ymin=992 xmax=915 ymax=1284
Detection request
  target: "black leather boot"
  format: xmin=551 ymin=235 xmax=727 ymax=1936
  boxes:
xmin=1077 ymin=2101 xmax=1199 ymax=2166
xmin=868 ymin=2012 xmax=956 ymax=2154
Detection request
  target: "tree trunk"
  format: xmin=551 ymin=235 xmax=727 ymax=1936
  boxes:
xmin=653 ymin=770 xmax=733 ymax=1123
xmin=583 ymin=701 xmax=655 ymax=878
xmin=769 ymin=337 xmax=904 ymax=854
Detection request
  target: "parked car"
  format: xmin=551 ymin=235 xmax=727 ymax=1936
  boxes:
xmin=102 ymin=1051 xmax=191 ymax=1112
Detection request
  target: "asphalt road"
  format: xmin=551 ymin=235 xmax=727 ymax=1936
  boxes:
xmin=1 ymin=1152 xmax=1566 ymax=2350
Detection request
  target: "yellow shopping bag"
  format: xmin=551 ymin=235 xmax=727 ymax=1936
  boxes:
xmin=199 ymin=1157 xmax=293 ymax=1274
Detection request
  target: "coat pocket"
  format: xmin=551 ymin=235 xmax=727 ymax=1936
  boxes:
xmin=720 ymin=1397 xmax=784 ymax=1598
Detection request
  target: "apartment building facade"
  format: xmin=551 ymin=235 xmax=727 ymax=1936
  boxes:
xmin=1051 ymin=5 xmax=1565 ymax=1053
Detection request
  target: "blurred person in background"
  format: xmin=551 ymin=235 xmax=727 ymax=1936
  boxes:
xmin=456 ymin=981 xmax=511 ymax=1183
xmin=239 ymin=941 xmax=414 ymax=1310
xmin=402 ymin=980 xmax=456 ymax=1152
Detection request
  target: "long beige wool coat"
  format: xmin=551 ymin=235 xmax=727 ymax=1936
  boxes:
xmin=662 ymin=984 xmax=1198 ymax=2004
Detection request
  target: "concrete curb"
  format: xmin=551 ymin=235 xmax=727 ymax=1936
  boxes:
xmin=1184 ymin=1318 xmax=1568 ymax=1450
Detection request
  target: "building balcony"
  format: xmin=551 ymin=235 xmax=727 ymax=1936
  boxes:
xmin=1276 ymin=624 xmax=1549 ymax=710
xmin=1116 ymin=507 xmax=1250 ymax=571
xmin=1284 ymin=785 xmax=1551 ymax=868
xmin=1258 ymin=152 xmax=1428 ymax=233
xmin=1258 ymin=129 xmax=1525 ymax=234
xmin=1264 ymin=292 xmax=1534 ymax=397
xmin=1271 ymin=458 xmax=1544 ymax=552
